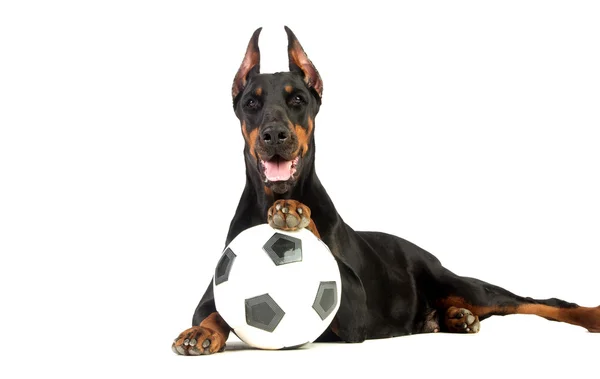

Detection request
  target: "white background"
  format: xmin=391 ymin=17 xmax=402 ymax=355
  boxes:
xmin=1 ymin=1 xmax=599 ymax=378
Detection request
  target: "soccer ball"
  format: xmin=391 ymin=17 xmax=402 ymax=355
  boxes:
xmin=213 ymin=224 xmax=341 ymax=350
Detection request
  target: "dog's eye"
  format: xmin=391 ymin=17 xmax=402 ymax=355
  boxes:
xmin=245 ymin=98 xmax=260 ymax=110
xmin=289 ymin=95 xmax=305 ymax=107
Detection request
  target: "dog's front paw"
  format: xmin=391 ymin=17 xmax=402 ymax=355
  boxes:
xmin=444 ymin=307 xmax=480 ymax=333
xmin=172 ymin=326 xmax=226 ymax=356
xmin=267 ymin=200 xmax=311 ymax=231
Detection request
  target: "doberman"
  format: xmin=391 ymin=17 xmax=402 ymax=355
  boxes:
xmin=172 ymin=26 xmax=600 ymax=355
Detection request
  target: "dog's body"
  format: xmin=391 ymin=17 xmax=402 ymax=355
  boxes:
xmin=173 ymin=27 xmax=599 ymax=355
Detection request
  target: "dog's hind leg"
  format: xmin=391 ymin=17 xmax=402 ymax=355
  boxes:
xmin=432 ymin=269 xmax=600 ymax=333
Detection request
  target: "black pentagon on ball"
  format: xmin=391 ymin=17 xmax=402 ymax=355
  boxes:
xmin=245 ymin=294 xmax=285 ymax=332
xmin=214 ymin=248 xmax=236 ymax=285
xmin=312 ymin=281 xmax=338 ymax=320
xmin=263 ymin=232 xmax=302 ymax=266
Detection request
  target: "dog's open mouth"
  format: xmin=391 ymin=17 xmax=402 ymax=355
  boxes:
xmin=261 ymin=156 xmax=299 ymax=182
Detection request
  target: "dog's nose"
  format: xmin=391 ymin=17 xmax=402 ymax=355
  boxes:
xmin=261 ymin=125 xmax=289 ymax=145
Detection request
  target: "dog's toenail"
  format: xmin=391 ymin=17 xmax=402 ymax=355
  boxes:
xmin=461 ymin=323 xmax=467 ymax=329
xmin=466 ymin=328 xmax=471 ymax=332
xmin=202 ymin=339 xmax=211 ymax=348
xmin=297 ymin=208 xmax=302 ymax=214
xmin=189 ymin=338 xmax=197 ymax=346
xmin=458 ymin=313 xmax=464 ymax=318
xmin=282 ymin=207 xmax=288 ymax=213
xmin=276 ymin=204 xmax=281 ymax=210
xmin=183 ymin=339 xmax=190 ymax=346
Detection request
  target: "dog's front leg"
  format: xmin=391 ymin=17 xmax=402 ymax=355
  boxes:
xmin=333 ymin=260 xmax=368 ymax=343
xmin=267 ymin=199 xmax=368 ymax=343
xmin=172 ymin=284 xmax=230 ymax=355
xmin=172 ymin=312 xmax=230 ymax=355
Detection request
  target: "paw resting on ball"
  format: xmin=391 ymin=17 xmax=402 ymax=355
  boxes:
xmin=268 ymin=200 xmax=311 ymax=231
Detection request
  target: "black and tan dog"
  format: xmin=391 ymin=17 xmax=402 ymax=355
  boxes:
xmin=172 ymin=27 xmax=599 ymax=355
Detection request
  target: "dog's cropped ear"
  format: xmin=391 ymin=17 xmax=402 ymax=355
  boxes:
xmin=285 ymin=26 xmax=323 ymax=100
xmin=232 ymin=27 xmax=262 ymax=100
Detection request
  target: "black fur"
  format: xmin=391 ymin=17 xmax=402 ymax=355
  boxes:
xmin=191 ymin=27 xmax=585 ymax=343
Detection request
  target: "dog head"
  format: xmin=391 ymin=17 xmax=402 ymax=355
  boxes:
xmin=232 ymin=27 xmax=322 ymax=195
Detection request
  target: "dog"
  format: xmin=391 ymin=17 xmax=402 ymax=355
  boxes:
xmin=172 ymin=26 xmax=600 ymax=355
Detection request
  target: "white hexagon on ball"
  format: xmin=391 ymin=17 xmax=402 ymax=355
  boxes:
xmin=213 ymin=224 xmax=342 ymax=350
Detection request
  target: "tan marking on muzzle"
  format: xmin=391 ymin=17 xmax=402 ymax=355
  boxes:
xmin=292 ymin=117 xmax=313 ymax=158
xmin=294 ymin=125 xmax=309 ymax=157
xmin=241 ymin=121 xmax=258 ymax=159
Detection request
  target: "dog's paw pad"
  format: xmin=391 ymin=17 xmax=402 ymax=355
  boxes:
xmin=445 ymin=307 xmax=480 ymax=333
xmin=271 ymin=213 xmax=286 ymax=228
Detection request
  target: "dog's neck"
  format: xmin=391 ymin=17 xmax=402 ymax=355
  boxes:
xmin=225 ymin=153 xmax=343 ymax=245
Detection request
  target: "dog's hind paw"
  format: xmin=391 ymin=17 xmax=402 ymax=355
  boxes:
xmin=267 ymin=199 xmax=311 ymax=231
xmin=444 ymin=307 xmax=480 ymax=333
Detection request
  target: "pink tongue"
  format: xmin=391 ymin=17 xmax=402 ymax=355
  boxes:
xmin=264 ymin=159 xmax=293 ymax=181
